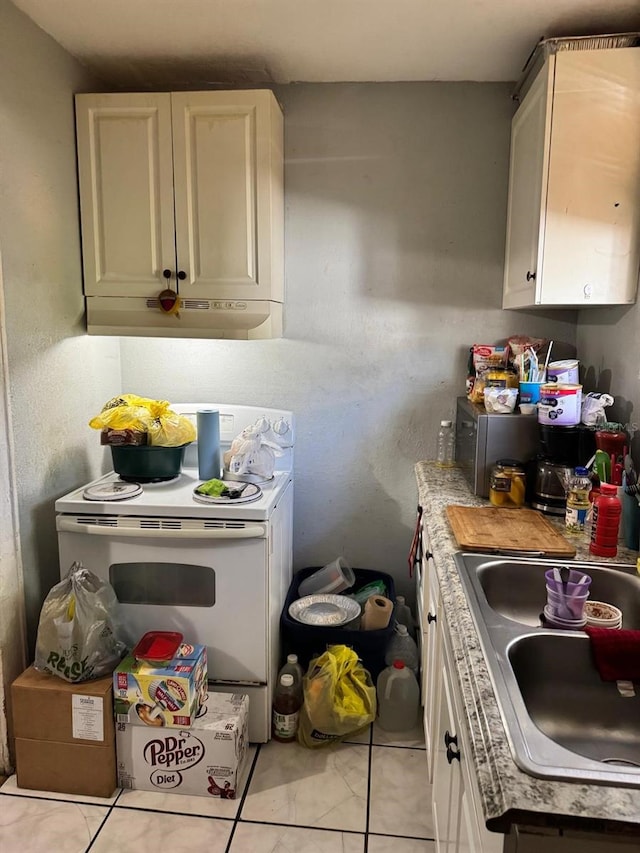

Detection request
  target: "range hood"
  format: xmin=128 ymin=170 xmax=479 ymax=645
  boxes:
xmin=86 ymin=296 xmax=283 ymax=340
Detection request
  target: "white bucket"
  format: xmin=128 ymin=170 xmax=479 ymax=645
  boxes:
xmin=537 ymin=384 xmax=583 ymax=426
xmin=547 ymin=360 xmax=579 ymax=385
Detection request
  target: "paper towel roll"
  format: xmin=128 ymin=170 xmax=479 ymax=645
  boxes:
xmin=197 ymin=410 xmax=221 ymax=481
xmin=361 ymin=595 xmax=393 ymax=631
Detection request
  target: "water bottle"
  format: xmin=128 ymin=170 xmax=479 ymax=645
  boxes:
xmin=384 ymin=624 xmax=419 ymax=675
xmin=436 ymin=420 xmax=455 ymax=468
xmin=393 ymin=595 xmax=415 ymax=639
xmin=277 ymin=653 xmax=303 ymax=703
xmin=377 ymin=661 xmax=420 ymax=731
xmin=565 ymin=466 xmax=592 ymax=535
xmin=589 ymin=483 xmax=622 ymax=558
xmin=272 ymin=674 xmax=302 ymax=743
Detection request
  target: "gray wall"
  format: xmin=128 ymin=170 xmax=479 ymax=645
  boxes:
xmin=120 ymin=82 xmax=577 ymax=601
xmin=576 ymin=302 xmax=640 ymax=456
xmin=0 ymin=0 xmax=119 ymax=650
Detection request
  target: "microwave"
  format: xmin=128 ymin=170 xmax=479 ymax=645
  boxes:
xmin=455 ymin=396 xmax=539 ymax=497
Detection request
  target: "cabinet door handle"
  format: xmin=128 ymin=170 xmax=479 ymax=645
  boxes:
xmin=425 ymin=551 xmax=433 ymax=560
xmin=427 ymin=612 xmax=437 ymax=625
xmin=177 ymin=270 xmax=187 ymax=280
xmin=526 ymin=270 xmax=536 ymax=281
xmin=163 ymin=269 xmax=172 ymax=279
xmin=446 ymin=744 xmax=461 ymax=764
xmin=444 ymin=730 xmax=458 ymax=748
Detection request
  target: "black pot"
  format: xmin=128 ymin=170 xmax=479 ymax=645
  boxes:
xmin=110 ymin=444 xmax=189 ymax=482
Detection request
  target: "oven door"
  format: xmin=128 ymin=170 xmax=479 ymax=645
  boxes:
xmin=56 ymin=516 xmax=269 ymax=683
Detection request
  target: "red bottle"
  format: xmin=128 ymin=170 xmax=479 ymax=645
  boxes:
xmin=589 ymin=483 xmax=621 ymax=558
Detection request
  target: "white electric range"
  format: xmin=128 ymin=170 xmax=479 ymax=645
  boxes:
xmin=55 ymin=404 xmax=294 ymax=742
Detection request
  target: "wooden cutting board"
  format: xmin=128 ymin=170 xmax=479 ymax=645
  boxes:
xmin=446 ymin=505 xmax=577 ymax=557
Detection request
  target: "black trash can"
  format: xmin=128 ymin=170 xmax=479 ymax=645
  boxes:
xmin=280 ymin=567 xmax=396 ymax=683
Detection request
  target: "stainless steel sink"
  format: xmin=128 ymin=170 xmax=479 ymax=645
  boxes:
xmin=473 ymin=556 xmax=640 ymax=628
xmin=454 ymin=552 xmax=640 ymax=786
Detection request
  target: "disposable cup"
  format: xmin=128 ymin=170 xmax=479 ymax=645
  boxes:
xmin=519 ymin=381 xmax=545 ymax=404
xmin=546 ymin=588 xmax=589 ymax=620
xmin=543 ymin=605 xmax=586 ymax=630
xmin=297 ymin=557 xmax=355 ymax=598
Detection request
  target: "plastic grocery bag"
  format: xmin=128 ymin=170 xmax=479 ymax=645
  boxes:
xmin=89 ymin=394 xmax=196 ymax=447
xmin=34 ymin=562 xmax=128 ymax=682
xmin=297 ymin=645 xmax=376 ymax=748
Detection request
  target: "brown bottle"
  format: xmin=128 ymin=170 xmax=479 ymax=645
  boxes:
xmin=272 ymin=674 xmax=302 ymax=742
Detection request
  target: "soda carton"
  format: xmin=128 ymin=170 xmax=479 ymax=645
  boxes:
xmin=114 ymin=643 xmax=207 ymax=728
xmin=116 ymin=691 xmax=248 ymax=798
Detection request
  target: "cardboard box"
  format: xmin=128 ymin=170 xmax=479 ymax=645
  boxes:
xmin=113 ymin=642 xmax=207 ymax=729
xmin=116 ymin=691 xmax=248 ymax=798
xmin=11 ymin=665 xmax=116 ymax=798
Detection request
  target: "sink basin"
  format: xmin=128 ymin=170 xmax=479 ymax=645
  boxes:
xmin=473 ymin=557 xmax=640 ymax=628
xmin=454 ymin=551 xmax=640 ymax=786
xmin=509 ymin=633 xmax=640 ymax=768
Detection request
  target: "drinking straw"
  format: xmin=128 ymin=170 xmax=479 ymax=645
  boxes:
xmin=542 ymin=341 xmax=553 ymax=379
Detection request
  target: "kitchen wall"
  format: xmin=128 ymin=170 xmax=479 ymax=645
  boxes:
xmin=0 ymin=0 xmax=118 ymax=657
xmin=120 ymin=82 xmax=577 ymax=600
xmin=577 ymin=304 xmax=640 ymax=452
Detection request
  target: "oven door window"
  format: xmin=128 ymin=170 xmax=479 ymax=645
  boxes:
xmin=110 ymin=562 xmax=215 ymax=607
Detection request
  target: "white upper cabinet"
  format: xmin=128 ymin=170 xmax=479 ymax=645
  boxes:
xmin=503 ymin=48 xmax=640 ymax=309
xmin=75 ymin=90 xmax=284 ymax=339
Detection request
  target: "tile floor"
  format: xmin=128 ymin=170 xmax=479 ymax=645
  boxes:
xmin=0 ymin=722 xmax=434 ymax=852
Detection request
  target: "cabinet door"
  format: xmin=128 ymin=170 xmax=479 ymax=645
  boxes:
xmin=502 ymin=65 xmax=552 ymax=309
xmin=433 ymin=657 xmax=461 ymax=853
xmin=171 ymin=90 xmax=283 ymax=302
xmin=541 ymin=49 xmax=640 ymax=306
xmin=424 ymin=556 xmax=442 ymax=783
xmin=76 ymin=93 xmax=176 ymax=297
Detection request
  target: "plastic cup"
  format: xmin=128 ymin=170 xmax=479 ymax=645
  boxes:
xmin=543 ymin=605 xmax=587 ymax=630
xmin=519 ymin=381 xmax=545 ymax=404
xmin=297 ymin=557 xmax=355 ymax=598
xmin=546 ymin=588 xmax=589 ymax=620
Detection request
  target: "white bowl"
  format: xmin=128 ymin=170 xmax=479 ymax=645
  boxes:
xmin=584 ymin=600 xmax=622 ymax=627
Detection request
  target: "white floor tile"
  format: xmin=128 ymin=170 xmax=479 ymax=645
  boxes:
xmin=241 ymin=740 xmax=369 ymax=832
xmin=0 ymin=796 xmax=107 ymax=853
xmin=230 ymin=822 xmax=365 ymax=852
xmin=90 ymin=809 xmax=232 ymax=852
xmin=115 ymin=744 xmax=256 ymax=818
xmin=0 ymin=773 xmax=120 ymax=805
xmin=368 ymin=835 xmax=435 ymax=852
xmin=343 ymin=723 xmax=371 ymax=745
xmin=368 ymin=746 xmax=433 ymax=838
xmin=372 ymin=720 xmax=425 ymax=748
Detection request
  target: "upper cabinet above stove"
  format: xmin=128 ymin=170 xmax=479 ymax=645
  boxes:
xmin=502 ymin=46 xmax=640 ymax=310
xmin=75 ymin=90 xmax=284 ymax=339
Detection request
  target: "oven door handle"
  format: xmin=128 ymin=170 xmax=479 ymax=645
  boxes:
xmin=56 ymin=517 xmax=267 ymax=539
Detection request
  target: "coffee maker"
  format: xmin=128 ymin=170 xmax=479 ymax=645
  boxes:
xmin=532 ymin=424 xmax=596 ymax=515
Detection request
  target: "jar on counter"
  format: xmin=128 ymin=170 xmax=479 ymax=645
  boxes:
xmin=489 ymin=459 xmax=526 ymax=508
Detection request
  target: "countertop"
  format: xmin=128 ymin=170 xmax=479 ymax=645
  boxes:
xmin=415 ymin=461 xmax=640 ymax=838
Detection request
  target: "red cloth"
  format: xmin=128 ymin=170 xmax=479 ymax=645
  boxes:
xmin=585 ymin=626 xmax=640 ymax=682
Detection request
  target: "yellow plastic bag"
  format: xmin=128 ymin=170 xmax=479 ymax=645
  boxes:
xmin=89 ymin=394 xmax=196 ymax=446
xmin=297 ymin=645 xmax=376 ymax=748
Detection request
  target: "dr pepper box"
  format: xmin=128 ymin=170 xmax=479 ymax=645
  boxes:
xmin=11 ymin=665 xmax=116 ymax=798
xmin=116 ymin=691 xmax=248 ymax=798
xmin=114 ymin=643 xmax=207 ymax=728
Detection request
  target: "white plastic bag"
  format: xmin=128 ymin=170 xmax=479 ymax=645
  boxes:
xmin=34 ymin=562 xmax=128 ymax=682
xmin=581 ymin=392 xmax=614 ymax=426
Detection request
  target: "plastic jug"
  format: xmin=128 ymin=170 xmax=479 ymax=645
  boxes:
xmin=384 ymin=624 xmax=419 ymax=674
xmin=377 ymin=661 xmax=420 ymax=731
xmin=393 ymin=595 xmax=415 ymax=638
